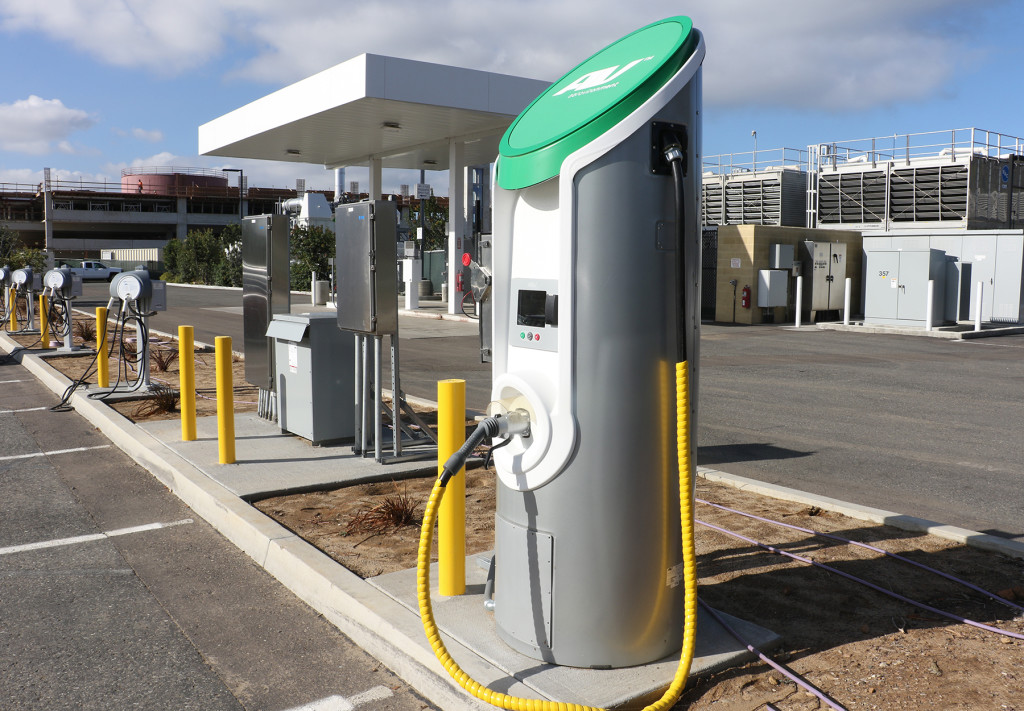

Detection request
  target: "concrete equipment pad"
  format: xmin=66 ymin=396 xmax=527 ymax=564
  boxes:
xmin=139 ymin=414 xmax=435 ymax=499
xmin=370 ymin=554 xmax=780 ymax=709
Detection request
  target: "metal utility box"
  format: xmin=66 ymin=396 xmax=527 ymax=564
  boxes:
xmin=864 ymin=249 xmax=948 ymax=326
xmin=800 ymin=241 xmax=847 ymax=315
xmin=336 ymin=201 xmax=398 ymax=335
xmin=758 ymin=269 xmax=788 ymax=307
xmin=242 ymin=214 xmax=290 ymax=390
xmin=267 ymin=313 xmax=355 ymax=445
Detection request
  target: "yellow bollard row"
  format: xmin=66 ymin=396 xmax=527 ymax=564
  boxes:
xmin=39 ymin=294 xmax=47 ymax=342
xmin=179 ymin=325 xmax=197 ymax=442
xmin=215 ymin=335 xmax=235 ymax=464
xmin=437 ymin=378 xmax=467 ymax=596
xmin=96 ymin=307 xmax=109 ymax=388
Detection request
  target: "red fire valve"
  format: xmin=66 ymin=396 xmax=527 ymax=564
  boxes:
xmin=741 ymin=285 xmax=751 ymax=309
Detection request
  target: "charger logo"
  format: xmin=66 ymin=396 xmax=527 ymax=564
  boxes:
xmin=554 ymin=56 xmax=654 ymax=98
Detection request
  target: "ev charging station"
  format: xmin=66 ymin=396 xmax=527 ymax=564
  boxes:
xmin=10 ymin=267 xmax=41 ymax=333
xmin=42 ymin=267 xmax=83 ymax=351
xmin=487 ymin=17 xmax=704 ymax=669
xmin=0 ymin=265 xmax=11 ymax=324
xmin=89 ymin=268 xmax=167 ymax=398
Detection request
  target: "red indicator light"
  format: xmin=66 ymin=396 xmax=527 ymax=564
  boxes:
xmin=461 ymin=253 xmax=472 ymax=267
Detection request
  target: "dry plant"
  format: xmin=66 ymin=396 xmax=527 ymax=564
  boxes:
xmin=346 ymin=482 xmax=421 ymax=537
xmin=150 ymin=345 xmax=178 ymax=372
xmin=121 ymin=338 xmax=137 ymax=360
xmin=74 ymin=319 xmax=96 ymax=342
xmin=132 ymin=384 xmax=179 ymax=418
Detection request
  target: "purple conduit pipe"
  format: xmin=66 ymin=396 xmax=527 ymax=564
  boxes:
xmin=698 ymin=519 xmax=1024 ymax=641
xmin=697 ymin=498 xmax=1024 ymax=615
xmin=698 ymin=600 xmax=848 ymax=711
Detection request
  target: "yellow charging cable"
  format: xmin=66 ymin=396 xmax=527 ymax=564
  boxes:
xmin=416 ymin=360 xmax=698 ymax=710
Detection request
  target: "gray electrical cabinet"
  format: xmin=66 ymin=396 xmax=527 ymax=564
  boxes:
xmin=242 ymin=214 xmax=290 ymax=389
xmin=267 ymin=313 xmax=355 ymax=445
xmin=864 ymin=249 xmax=947 ymax=326
xmin=335 ymin=201 xmax=398 ymax=335
xmin=800 ymin=241 xmax=847 ymax=316
xmin=757 ymin=269 xmax=788 ymax=307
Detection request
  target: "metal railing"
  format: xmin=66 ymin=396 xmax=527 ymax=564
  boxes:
xmin=703 ymin=147 xmax=809 ymax=175
xmin=813 ymin=127 xmax=1024 ymax=170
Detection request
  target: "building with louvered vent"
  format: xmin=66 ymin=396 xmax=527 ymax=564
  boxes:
xmin=702 ymin=148 xmax=808 ymax=227
xmin=809 ymin=128 xmax=1024 ymax=231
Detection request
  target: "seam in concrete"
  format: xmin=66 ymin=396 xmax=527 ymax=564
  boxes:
xmin=0 ymin=331 xmax=494 ymax=711
xmin=697 ymin=467 xmax=1024 ymax=560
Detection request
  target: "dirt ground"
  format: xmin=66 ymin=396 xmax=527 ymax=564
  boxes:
xmin=6 ymin=321 xmax=257 ymax=422
xmin=256 ymin=470 xmax=1024 ymax=711
xmin=9 ymin=318 xmax=1024 ymax=709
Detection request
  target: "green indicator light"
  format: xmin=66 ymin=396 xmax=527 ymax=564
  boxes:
xmin=520 ymin=332 xmax=526 ymax=339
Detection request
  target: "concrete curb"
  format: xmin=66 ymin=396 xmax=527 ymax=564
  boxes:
xmin=698 ymin=466 xmax=1024 ymax=560
xmin=0 ymin=331 xmax=490 ymax=711
xmin=815 ymin=321 xmax=1024 ymax=340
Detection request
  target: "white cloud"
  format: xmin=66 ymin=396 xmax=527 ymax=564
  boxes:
xmin=132 ymin=128 xmax=164 ymax=142
xmin=0 ymin=0 xmax=233 ymax=75
xmin=0 ymin=95 xmax=95 ymax=155
xmin=219 ymin=0 xmax=998 ymax=113
xmin=0 ymin=0 xmax=1005 ymax=120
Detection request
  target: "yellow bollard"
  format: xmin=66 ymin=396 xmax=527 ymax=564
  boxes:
xmin=179 ymin=325 xmax=196 ymax=442
xmin=215 ymin=336 xmax=235 ymax=464
xmin=39 ymin=294 xmax=48 ymax=342
xmin=437 ymin=378 xmax=466 ymax=596
xmin=10 ymin=288 xmax=17 ymax=331
xmin=96 ymin=307 xmax=109 ymax=388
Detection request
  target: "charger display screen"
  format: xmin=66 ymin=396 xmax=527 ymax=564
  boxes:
xmin=517 ymin=289 xmax=547 ymax=328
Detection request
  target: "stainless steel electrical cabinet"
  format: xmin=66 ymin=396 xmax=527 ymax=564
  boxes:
xmin=800 ymin=241 xmax=847 ymax=316
xmin=335 ymin=201 xmax=398 ymax=335
xmin=242 ymin=214 xmax=290 ymax=389
xmin=268 ymin=313 xmax=355 ymax=445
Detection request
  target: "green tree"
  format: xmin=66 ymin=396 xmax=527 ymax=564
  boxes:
xmin=290 ymin=223 xmax=335 ymax=290
xmin=419 ymin=196 xmax=447 ymax=251
xmin=0 ymin=225 xmax=46 ymax=273
xmin=177 ymin=228 xmax=222 ymax=285
xmin=217 ymin=223 xmax=243 ymax=287
xmin=162 ymin=237 xmax=181 ymax=280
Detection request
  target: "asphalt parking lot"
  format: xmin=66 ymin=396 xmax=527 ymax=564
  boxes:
xmin=0 ymin=352 xmax=432 ymax=710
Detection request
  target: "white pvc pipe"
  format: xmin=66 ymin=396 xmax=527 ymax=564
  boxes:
xmin=794 ymin=276 xmax=803 ymax=328
xmin=843 ymin=277 xmax=852 ymax=326
xmin=925 ymin=279 xmax=934 ymax=332
xmin=975 ymin=281 xmax=984 ymax=332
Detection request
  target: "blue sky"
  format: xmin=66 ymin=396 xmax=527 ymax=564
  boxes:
xmin=1 ymin=0 xmax=1022 ymax=195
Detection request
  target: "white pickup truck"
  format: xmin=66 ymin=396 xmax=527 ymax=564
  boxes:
xmin=67 ymin=261 xmax=123 ymax=282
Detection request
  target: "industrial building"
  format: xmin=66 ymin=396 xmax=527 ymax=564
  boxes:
xmin=702 ymin=128 xmax=1024 ymax=328
xmin=0 ymin=166 xmax=327 ymax=258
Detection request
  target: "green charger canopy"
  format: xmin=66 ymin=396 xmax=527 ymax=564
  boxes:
xmin=497 ymin=16 xmax=698 ymax=190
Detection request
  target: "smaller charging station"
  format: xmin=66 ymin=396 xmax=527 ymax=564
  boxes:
xmin=0 ymin=265 xmax=11 ymax=325
xmin=89 ymin=268 xmax=167 ymax=399
xmin=42 ymin=267 xmax=83 ymax=351
xmin=10 ymin=267 xmax=41 ymax=333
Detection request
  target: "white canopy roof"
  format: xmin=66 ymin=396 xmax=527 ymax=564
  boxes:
xmin=198 ymin=53 xmax=549 ymax=170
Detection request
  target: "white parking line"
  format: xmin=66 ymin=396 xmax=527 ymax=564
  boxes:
xmin=284 ymin=686 xmax=394 ymax=711
xmin=0 ymin=406 xmax=49 ymax=414
xmin=0 ymin=379 xmax=28 ymax=384
xmin=0 ymin=444 xmax=111 ymax=462
xmin=0 ymin=519 xmax=193 ymax=556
